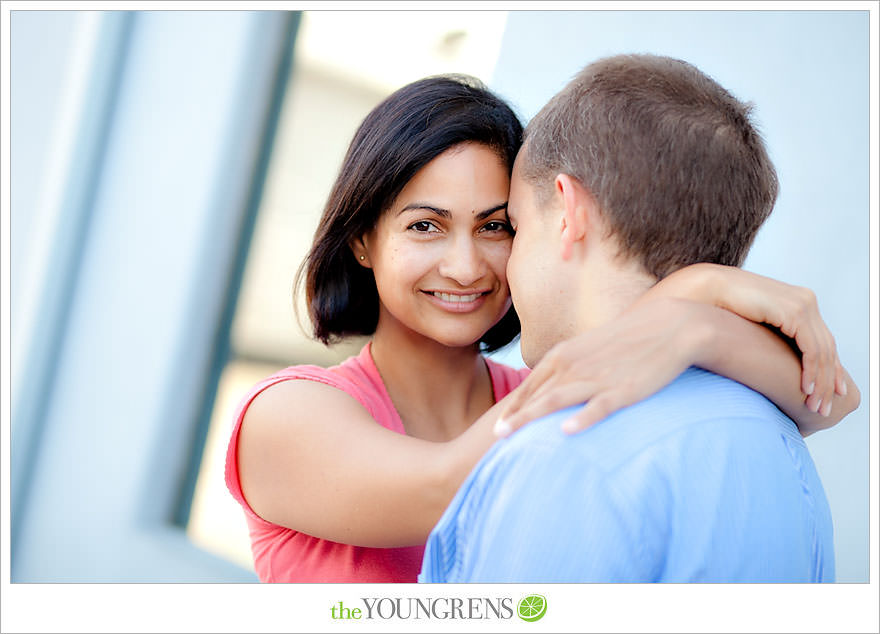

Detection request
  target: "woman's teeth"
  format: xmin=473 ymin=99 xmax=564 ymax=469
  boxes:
xmin=433 ymin=292 xmax=481 ymax=303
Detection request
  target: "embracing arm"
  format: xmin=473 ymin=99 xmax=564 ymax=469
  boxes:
xmin=236 ymin=378 xmax=503 ymax=548
xmin=670 ymin=300 xmax=856 ymax=437
xmin=499 ymin=264 xmax=859 ymax=437
xmin=653 ymin=263 xmax=860 ymax=436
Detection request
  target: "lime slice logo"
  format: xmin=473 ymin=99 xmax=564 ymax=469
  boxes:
xmin=517 ymin=594 xmax=547 ymax=622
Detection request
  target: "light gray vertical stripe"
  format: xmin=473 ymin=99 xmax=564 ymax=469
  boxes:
xmin=11 ymin=10 xmax=135 ymax=556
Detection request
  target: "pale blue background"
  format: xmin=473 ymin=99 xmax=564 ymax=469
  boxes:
xmin=489 ymin=10 xmax=869 ymax=582
xmin=11 ymin=10 xmax=289 ymax=582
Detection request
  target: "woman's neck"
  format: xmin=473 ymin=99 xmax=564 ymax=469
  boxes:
xmin=369 ymin=323 xmax=494 ymax=442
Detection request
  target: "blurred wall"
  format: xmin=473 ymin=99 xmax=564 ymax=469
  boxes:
xmin=11 ymin=10 xmax=293 ymax=581
xmin=489 ymin=10 xmax=870 ymax=582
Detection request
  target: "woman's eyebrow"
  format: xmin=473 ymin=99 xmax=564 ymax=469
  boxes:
xmin=398 ymin=203 xmax=450 ymax=217
xmin=475 ymin=203 xmax=508 ymax=220
xmin=397 ymin=202 xmax=508 ymax=219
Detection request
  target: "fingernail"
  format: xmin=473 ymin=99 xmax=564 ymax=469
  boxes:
xmin=561 ymin=418 xmax=579 ymax=434
xmin=821 ymin=401 xmax=832 ymax=417
xmin=840 ymin=382 xmax=848 ymax=397
xmin=494 ymin=419 xmax=512 ymax=438
xmin=805 ymin=382 xmax=815 ymax=395
xmin=811 ymin=398 xmax=822 ymax=414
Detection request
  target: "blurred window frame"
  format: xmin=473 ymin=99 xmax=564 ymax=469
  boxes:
xmin=11 ymin=10 xmax=298 ymax=581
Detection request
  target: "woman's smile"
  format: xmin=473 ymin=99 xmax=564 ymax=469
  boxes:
xmin=422 ymin=289 xmax=492 ymax=313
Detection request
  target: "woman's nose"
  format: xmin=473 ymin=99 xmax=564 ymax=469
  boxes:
xmin=437 ymin=235 xmax=485 ymax=287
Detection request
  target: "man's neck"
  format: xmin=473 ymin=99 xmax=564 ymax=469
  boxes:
xmin=575 ymin=256 xmax=657 ymax=331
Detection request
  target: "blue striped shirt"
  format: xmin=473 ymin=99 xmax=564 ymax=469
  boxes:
xmin=420 ymin=368 xmax=834 ymax=582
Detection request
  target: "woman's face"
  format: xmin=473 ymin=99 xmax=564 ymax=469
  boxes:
xmin=354 ymin=142 xmax=513 ymax=349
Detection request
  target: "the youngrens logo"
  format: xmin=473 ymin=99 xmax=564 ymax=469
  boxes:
xmin=329 ymin=595 xmax=547 ymax=622
xmin=517 ymin=594 xmax=547 ymax=622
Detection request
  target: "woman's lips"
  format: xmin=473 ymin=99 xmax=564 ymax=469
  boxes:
xmin=422 ymin=290 xmax=491 ymax=313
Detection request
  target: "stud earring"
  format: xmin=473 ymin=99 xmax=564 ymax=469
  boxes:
xmin=359 ymin=255 xmax=365 ymax=261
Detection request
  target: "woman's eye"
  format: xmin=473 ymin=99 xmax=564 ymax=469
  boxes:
xmin=481 ymin=220 xmax=515 ymax=235
xmin=409 ymin=221 xmax=439 ymax=233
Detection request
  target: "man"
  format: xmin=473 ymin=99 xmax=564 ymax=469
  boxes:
xmin=418 ymin=54 xmax=835 ymax=582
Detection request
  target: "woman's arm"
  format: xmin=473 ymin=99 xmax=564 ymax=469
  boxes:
xmin=648 ymin=263 xmax=859 ymax=435
xmin=498 ymin=266 xmax=859 ymax=436
xmin=651 ymin=263 xmax=852 ymax=415
xmin=237 ymin=378 xmax=502 ymax=548
xmin=692 ymin=300 xmax=859 ymax=436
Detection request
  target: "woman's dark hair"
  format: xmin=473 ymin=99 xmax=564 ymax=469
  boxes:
xmin=295 ymin=74 xmax=524 ymax=352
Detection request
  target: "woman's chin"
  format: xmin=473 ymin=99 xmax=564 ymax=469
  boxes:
xmin=413 ymin=324 xmax=486 ymax=350
xmin=428 ymin=322 xmax=506 ymax=351
xmin=429 ymin=334 xmax=484 ymax=350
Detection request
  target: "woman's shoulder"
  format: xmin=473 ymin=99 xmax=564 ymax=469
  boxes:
xmin=237 ymin=342 xmax=399 ymax=433
xmin=254 ymin=361 xmax=360 ymax=399
xmin=242 ymin=352 xmax=369 ymax=414
xmin=224 ymin=363 xmax=369 ymax=528
xmin=240 ymin=375 xmax=372 ymax=446
xmin=225 ymin=348 xmax=386 ymax=519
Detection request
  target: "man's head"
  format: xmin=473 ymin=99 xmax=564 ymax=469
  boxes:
xmin=507 ymin=54 xmax=778 ymax=366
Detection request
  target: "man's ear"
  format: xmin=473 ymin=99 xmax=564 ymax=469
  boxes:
xmin=555 ymin=173 xmax=593 ymax=261
xmin=349 ymin=235 xmax=372 ymax=268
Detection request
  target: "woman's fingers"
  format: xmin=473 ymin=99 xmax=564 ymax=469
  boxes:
xmin=835 ymin=360 xmax=848 ymax=397
xmin=796 ymin=322 xmax=818 ymax=398
xmin=800 ymin=326 xmax=840 ymax=417
xmin=820 ymin=331 xmax=836 ymax=416
xmin=560 ymin=392 xmax=619 ymax=434
xmin=496 ymin=344 xmax=581 ymax=435
xmin=708 ymin=272 xmax=840 ymax=416
xmin=801 ymin=347 xmax=818 ymax=399
xmin=767 ymin=282 xmax=837 ymax=413
xmin=500 ymin=382 xmax=598 ymax=435
xmin=802 ymin=341 xmax=830 ymax=415
xmin=816 ymin=317 xmax=839 ymax=417
xmin=787 ymin=284 xmax=842 ymax=418
xmin=799 ymin=321 xmax=824 ymax=413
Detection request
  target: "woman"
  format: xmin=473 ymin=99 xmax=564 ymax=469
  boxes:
xmin=225 ymin=75 xmax=858 ymax=583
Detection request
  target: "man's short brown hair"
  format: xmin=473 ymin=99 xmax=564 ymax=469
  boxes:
xmin=520 ymin=54 xmax=778 ymax=279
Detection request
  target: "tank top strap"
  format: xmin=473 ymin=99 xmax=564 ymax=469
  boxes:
xmin=332 ymin=342 xmax=405 ymax=434
xmin=484 ymin=356 xmax=532 ymax=402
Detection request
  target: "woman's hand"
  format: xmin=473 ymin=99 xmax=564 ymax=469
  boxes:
xmin=496 ymin=296 xmax=712 ymax=435
xmin=646 ymin=263 xmax=847 ymax=416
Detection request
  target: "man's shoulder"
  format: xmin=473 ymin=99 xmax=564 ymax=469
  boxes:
xmin=423 ymin=370 xmax=832 ymax=583
xmin=498 ymin=367 xmax=802 ymax=475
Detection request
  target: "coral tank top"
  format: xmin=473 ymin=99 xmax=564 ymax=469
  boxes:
xmin=225 ymin=342 xmax=529 ymax=582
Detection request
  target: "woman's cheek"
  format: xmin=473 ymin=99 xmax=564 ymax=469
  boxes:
xmin=389 ymin=237 xmax=442 ymax=275
xmin=482 ymin=239 xmax=513 ymax=281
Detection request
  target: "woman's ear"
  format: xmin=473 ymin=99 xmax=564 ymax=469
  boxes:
xmin=555 ymin=173 xmax=592 ymax=261
xmin=349 ymin=235 xmax=372 ymax=268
